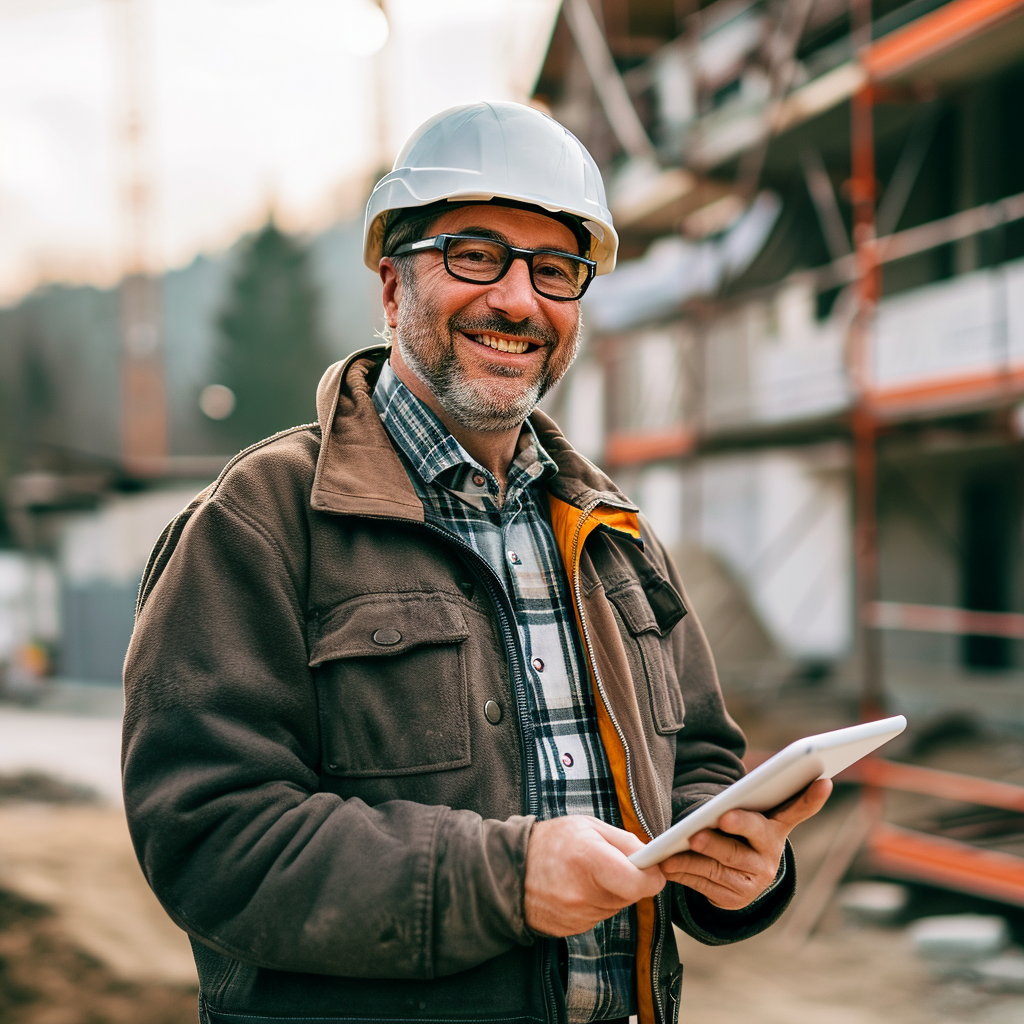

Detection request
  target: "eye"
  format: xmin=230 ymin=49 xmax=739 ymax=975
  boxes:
xmin=447 ymin=238 xmax=505 ymax=263
xmin=445 ymin=238 xmax=508 ymax=279
xmin=534 ymin=261 xmax=573 ymax=283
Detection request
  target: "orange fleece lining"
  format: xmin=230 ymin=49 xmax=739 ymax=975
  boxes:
xmin=547 ymin=496 xmax=657 ymax=1024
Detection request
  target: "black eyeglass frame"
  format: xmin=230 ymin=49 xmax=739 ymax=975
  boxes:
xmin=390 ymin=233 xmax=597 ymax=301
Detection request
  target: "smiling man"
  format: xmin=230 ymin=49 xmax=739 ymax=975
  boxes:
xmin=122 ymin=102 xmax=829 ymax=1024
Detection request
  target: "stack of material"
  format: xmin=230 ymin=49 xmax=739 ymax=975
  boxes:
xmin=669 ymin=541 xmax=789 ymax=693
xmin=909 ymin=914 xmax=1024 ymax=992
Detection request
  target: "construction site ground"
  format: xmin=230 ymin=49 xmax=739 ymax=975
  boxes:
xmin=2 ymin=683 xmax=1024 ymax=1023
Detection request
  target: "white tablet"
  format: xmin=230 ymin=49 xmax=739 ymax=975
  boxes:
xmin=628 ymin=715 xmax=907 ymax=869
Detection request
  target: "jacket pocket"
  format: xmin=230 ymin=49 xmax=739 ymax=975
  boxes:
xmin=606 ymin=579 xmax=686 ymax=735
xmin=309 ymin=592 xmax=471 ymax=776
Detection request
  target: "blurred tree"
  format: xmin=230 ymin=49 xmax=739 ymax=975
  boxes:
xmin=213 ymin=218 xmax=328 ymax=449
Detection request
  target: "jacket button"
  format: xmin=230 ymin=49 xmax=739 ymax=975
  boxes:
xmin=484 ymin=700 xmax=503 ymax=724
xmin=372 ymin=628 xmax=402 ymax=645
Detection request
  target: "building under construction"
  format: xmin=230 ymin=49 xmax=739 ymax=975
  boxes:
xmin=534 ymin=0 xmax=1024 ymax=908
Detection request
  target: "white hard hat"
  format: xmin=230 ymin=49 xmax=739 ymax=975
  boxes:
xmin=363 ymin=101 xmax=618 ymax=275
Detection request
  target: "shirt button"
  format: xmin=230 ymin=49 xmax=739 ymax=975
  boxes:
xmin=484 ymin=700 xmax=503 ymax=725
xmin=507 ymin=550 xmax=521 ymax=565
xmin=372 ymin=628 xmax=402 ymax=645
xmin=472 ymin=473 xmax=486 ymax=487
xmin=532 ymin=657 xmax=544 ymax=672
xmin=562 ymin=752 xmax=574 ymax=768
xmin=527 ymin=462 xmax=543 ymax=478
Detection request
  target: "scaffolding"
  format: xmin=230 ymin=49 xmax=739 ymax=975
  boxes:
xmin=535 ymin=0 xmax=1024 ymax=912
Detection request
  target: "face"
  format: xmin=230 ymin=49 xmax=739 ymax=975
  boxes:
xmin=381 ymin=205 xmax=584 ymax=433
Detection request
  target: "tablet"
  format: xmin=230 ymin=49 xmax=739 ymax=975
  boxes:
xmin=628 ymin=715 xmax=907 ymax=869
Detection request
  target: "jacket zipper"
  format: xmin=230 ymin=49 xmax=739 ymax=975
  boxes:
xmin=567 ymin=498 xmax=666 ymax=1024
xmin=418 ymin=522 xmax=539 ymax=816
xmin=420 ymin=522 xmax=563 ymax=1024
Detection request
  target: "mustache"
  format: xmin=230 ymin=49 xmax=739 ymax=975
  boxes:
xmin=447 ymin=312 xmax=558 ymax=348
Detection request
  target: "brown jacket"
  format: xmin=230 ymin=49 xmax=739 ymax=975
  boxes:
xmin=122 ymin=347 xmax=794 ymax=1024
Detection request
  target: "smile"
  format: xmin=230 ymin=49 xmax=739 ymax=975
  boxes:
xmin=465 ymin=332 xmax=539 ymax=355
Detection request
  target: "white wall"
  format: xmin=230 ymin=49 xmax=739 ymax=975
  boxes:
xmin=0 ymin=553 xmax=59 ymax=662
xmin=55 ymin=485 xmax=207 ymax=682
xmin=874 ymin=258 xmax=1024 ymax=388
xmin=60 ymin=486 xmax=203 ymax=587
xmin=692 ymin=445 xmax=852 ymax=659
xmin=703 ymin=281 xmax=850 ymax=430
xmin=635 ymin=464 xmax=685 ymax=552
xmin=558 ymin=355 xmax=605 ymax=463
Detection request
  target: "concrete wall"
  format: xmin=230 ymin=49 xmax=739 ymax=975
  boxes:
xmin=0 ymin=552 xmax=59 ymax=664
xmin=610 ymin=444 xmax=853 ymax=663
xmin=57 ymin=485 xmax=208 ymax=683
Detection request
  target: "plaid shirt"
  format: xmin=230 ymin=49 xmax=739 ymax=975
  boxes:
xmin=373 ymin=361 xmax=634 ymax=1023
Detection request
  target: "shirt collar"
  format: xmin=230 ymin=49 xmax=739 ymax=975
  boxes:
xmin=372 ymin=359 xmax=557 ymax=506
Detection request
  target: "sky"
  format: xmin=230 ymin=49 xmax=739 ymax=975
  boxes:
xmin=0 ymin=0 xmax=561 ymax=303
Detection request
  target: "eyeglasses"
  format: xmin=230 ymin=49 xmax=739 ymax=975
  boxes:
xmin=391 ymin=234 xmax=596 ymax=301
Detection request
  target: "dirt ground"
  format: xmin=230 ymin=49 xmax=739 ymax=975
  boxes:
xmin=675 ymin=921 xmax=1024 ymax=1024
xmin=675 ymin=794 xmax=1024 ymax=1024
xmin=0 ymin=887 xmax=196 ymax=1024
xmin=0 ymin=774 xmax=198 ymax=1024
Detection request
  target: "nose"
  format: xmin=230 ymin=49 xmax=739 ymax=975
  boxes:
xmin=485 ymin=254 xmax=541 ymax=321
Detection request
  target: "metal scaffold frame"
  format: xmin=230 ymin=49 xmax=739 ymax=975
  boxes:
xmin=539 ymin=0 xmax=1024 ymax=922
xmin=832 ymin=0 xmax=1024 ymax=921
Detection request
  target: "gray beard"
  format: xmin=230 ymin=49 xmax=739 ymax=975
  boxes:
xmin=395 ymin=277 xmax=579 ymax=434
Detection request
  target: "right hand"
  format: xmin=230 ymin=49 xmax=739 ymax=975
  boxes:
xmin=524 ymin=815 xmax=666 ymax=937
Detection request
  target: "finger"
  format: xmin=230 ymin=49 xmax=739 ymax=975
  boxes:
xmin=659 ymin=848 xmax=758 ymax=894
xmin=670 ymin=871 xmax=761 ymax=911
xmin=686 ymin=827 xmax=766 ymax=873
xmin=710 ymin=809 xmax=772 ymax=848
xmin=768 ymin=778 xmax=833 ymax=827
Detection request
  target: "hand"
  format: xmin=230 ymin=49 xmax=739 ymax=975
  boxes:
xmin=660 ymin=778 xmax=833 ymax=910
xmin=524 ymin=815 xmax=666 ymax=937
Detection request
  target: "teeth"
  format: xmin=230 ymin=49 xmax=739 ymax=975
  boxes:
xmin=471 ymin=333 xmax=531 ymax=355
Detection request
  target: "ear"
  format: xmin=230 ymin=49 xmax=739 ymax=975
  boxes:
xmin=380 ymin=258 xmax=401 ymax=328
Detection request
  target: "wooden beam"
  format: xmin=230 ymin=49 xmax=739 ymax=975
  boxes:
xmin=864 ymin=601 xmax=1024 ymax=640
xmin=867 ymin=365 xmax=1024 ymax=417
xmin=864 ymin=0 xmax=1024 ymax=81
xmin=847 ymin=758 xmax=1024 ymax=814
xmin=603 ymin=426 xmax=696 ymax=467
xmin=867 ymin=823 xmax=1024 ymax=907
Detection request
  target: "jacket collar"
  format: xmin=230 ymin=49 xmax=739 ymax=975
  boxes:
xmin=311 ymin=345 xmax=638 ymax=520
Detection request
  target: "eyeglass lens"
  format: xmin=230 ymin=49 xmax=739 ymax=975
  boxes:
xmin=444 ymin=237 xmax=588 ymax=299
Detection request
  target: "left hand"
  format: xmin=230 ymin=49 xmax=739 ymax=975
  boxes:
xmin=660 ymin=777 xmax=833 ymax=910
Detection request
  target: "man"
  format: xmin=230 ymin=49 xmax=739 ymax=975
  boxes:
xmin=122 ymin=102 xmax=829 ymax=1024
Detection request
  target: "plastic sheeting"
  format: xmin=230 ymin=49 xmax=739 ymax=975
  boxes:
xmin=583 ymin=190 xmax=782 ymax=333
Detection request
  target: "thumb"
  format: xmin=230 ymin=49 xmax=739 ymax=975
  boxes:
xmin=586 ymin=820 xmax=666 ymax=896
xmin=587 ymin=819 xmax=646 ymax=858
xmin=768 ymin=778 xmax=833 ymax=828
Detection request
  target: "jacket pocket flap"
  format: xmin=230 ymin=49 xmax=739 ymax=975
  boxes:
xmin=642 ymin=575 xmax=686 ymax=634
xmin=309 ymin=593 xmax=470 ymax=666
xmin=606 ymin=584 xmax=660 ymax=635
xmin=606 ymin=577 xmax=686 ymax=637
